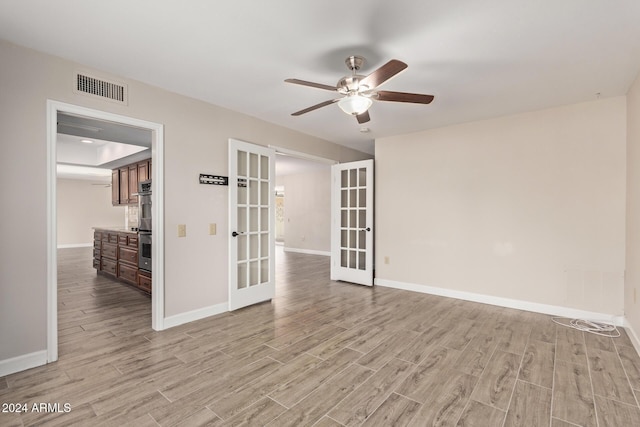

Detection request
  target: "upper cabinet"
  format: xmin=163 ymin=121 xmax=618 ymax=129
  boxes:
xmin=111 ymin=170 xmax=120 ymax=205
xmin=119 ymin=167 xmax=129 ymax=204
xmin=112 ymin=159 xmax=151 ymax=205
xmin=128 ymin=165 xmax=138 ymax=205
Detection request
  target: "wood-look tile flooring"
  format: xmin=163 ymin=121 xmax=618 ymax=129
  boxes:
xmin=2 ymin=247 xmax=640 ymax=426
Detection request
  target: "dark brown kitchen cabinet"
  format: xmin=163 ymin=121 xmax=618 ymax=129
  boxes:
xmin=111 ymin=158 xmax=151 ymax=206
xmin=101 ymin=232 xmax=118 ymax=277
xmin=93 ymin=228 xmax=151 ymax=295
xmin=93 ymin=231 xmax=102 ymax=269
xmin=128 ymin=165 xmax=138 ymax=204
xmin=138 ymin=160 xmax=149 ymax=183
xmin=118 ymin=245 xmax=138 ymax=266
xmin=101 ymin=242 xmax=117 ymax=260
xmin=118 ymin=259 xmax=138 ymax=285
xmin=118 ymin=167 xmax=129 ymax=204
xmin=111 ymin=170 xmax=120 ymax=205
xmin=137 ymin=270 xmax=152 ymax=293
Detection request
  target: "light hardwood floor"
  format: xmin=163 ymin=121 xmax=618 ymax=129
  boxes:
xmin=2 ymin=247 xmax=640 ymax=426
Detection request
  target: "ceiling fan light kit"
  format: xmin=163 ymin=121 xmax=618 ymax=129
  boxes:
xmin=338 ymin=94 xmax=373 ymax=115
xmin=286 ymin=55 xmax=434 ymax=124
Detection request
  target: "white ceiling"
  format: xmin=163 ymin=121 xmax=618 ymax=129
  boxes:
xmin=56 ymin=134 xmax=148 ymax=167
xmin=2 ymin=1 xmax=640 ymax=155
xmin=56 ymin=111 xmax=153 ymax=171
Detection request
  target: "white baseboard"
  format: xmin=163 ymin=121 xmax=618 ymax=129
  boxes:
xmin=57 ymin=243 xmax=93 ymax=249
xmin=162 ymin=302 xmax=228 ymax=329
xmin=623 ymin=319 xmax=640 ymax=355
xmin=283 ymin=247 xmax=331 ymax=257
xmin=0 ymin=350 xmax=48 ymax=377
xmin=375 ymin=278 xmax=625 ymax=326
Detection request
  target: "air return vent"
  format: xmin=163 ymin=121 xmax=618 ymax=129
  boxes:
xmin=74 ymin=72 xmax=128 ymax=104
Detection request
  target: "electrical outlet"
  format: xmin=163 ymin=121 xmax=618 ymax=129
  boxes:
xmin=384 ymin=256 xmax=390 ymax=264
xmin=177 ymin=224 xmax=186 ymax=237
xmin=209 ymin=223 xmax=217 ymax=235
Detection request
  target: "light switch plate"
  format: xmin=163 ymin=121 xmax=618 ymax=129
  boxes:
xmin=209 ymin=223 xmax=217 ymax=235
xmin=177 ymin=224 xmax=186 ymax=237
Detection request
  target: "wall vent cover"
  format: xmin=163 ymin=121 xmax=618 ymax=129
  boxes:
xmin=74 ymin=72 xmax=128 ymax=104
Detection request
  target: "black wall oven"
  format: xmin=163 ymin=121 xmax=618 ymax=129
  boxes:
xmin=138 ymin=180 xmax=152 ymax=272
xmin=139 ymin=232 xmax=152 ymax=272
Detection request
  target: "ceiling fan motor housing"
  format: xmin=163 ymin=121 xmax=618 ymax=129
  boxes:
xmin=337 ymin=75 xmax=369 ymax=95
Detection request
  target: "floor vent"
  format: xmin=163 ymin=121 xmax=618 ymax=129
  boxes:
xmin=74 ymin=72 xmax=128 ymax=104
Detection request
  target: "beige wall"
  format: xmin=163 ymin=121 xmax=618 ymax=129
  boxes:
xmin=57 ymin=179 xmax=125 ymax=246
xmin=281 ymin=168 xmax=331 ymax=253
xmin=626 ymin=72 xmax=640 ymax=336
xmin=376 ymin=97 xmax=627 ymax=315
xmin=0 ymin=40 xmax=370 ymax=362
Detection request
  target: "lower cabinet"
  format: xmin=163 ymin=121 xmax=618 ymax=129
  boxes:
xmin=138 ymin=270 xmax=152 ymax=293
xmin=117 ymin=236 xmax=138 ymax=286
xmin=118 ymin=261 xmax=138 ymax=285
xmin=101 ymin=258 xmax=117 ymax=276
xmin=94 ymin=229 xmax=151 ymax=295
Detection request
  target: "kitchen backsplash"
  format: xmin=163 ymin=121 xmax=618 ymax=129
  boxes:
xmin=126 ymin=205 xmax=139 ymax=229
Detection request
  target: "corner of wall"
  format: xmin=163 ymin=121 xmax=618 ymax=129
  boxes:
xmin=625 ymin=70 xmax=640 ymax=342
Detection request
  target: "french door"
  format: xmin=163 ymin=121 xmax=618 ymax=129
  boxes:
xmin=228 ymin=139 xmax=276 ymax=311
xmin=331 ymin=159 xmax=374 ymax=286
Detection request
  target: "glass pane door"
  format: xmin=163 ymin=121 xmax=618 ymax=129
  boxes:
xmin=331 ymin=159 xmax=374 ymax=286
xmin=229 ymin=139 xmax=275 ymax=310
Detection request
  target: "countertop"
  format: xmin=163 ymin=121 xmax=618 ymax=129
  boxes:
xmin=93 ymin=226 xmax=138 ymax=234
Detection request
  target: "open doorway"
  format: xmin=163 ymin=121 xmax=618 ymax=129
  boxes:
xmin=272 ymin=149 xmax=337 ymax=299
xmin=275 ymin=151 xmax=335 ymax=257
xmin=46 ymin=101 xmax=165 ymax=364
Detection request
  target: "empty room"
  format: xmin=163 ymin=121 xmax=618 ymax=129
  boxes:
xmin=2 ymin=1 xmax=640 ymax=426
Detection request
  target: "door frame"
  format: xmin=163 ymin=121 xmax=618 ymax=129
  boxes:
xmin=46 ymin=100 xmax=165 ymax=363
xmin=268 ymin=145 xmax=339 ymax=167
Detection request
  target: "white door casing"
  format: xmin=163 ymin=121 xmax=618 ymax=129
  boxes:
xmin=228 ymin=139 xmax=276 ymax=310
xmin=331 ymin=159 xmax=374 ymax=286
xmin=46 ymin=100 xmax=165 ymax=366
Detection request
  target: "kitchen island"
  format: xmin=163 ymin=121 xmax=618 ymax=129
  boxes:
xmin=93 ymin=227 xmax=151 ymax=294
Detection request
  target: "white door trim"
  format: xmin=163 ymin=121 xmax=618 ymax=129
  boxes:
xmin=268 ymin=145 xmax=339 ymax=165
xmin=46 ymin=100 xmax=165 ymax=364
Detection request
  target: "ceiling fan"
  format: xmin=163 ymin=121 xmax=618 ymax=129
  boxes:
xmin=285 ymin=56 xmax=434 ymax=124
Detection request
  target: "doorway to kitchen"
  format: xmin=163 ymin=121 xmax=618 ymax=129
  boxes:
xmin=46 ymin=100 xmax=165 ymax=364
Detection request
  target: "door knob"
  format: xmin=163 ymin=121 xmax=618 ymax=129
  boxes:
xmin=232 ymin=231 xmax=239 ymax=237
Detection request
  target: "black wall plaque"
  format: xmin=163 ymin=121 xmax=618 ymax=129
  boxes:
xmin=199 ymin=174 xmax=247 ymax=187
xmin=199 ymin=174 xmax=228 ymax=185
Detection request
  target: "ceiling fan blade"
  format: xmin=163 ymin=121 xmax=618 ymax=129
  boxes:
xmin=356 ymin=111 xmax=370 ymax=124
xmin=359 ymin=59 xmax=408 ymax=90
xmin=285 ymin=79 xmax=337 ymax=92
xmin=291 ymin=99 xmax=339 ymax=116
xmin=375 ymin=91 xmax=434 ymax=104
